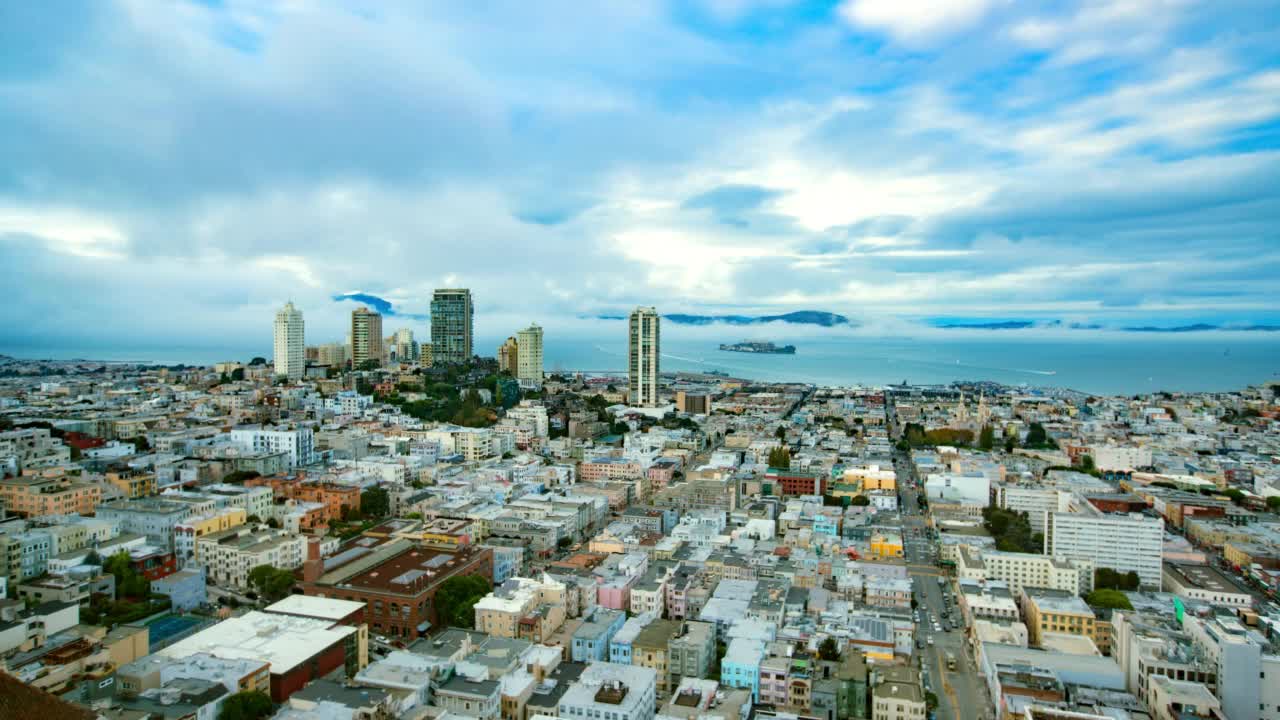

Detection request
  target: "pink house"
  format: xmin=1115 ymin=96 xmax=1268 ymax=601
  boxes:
xmin=596 ymin=573 xmax=639 ymax=610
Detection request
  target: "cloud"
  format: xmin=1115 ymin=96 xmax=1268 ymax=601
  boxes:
xmin=0 ymin=0 xmax=1278 ymax=355
xmin=332 ymin=292 xmax=428 ymax=321
xmin=837 ymin=0 xmax=1005 ymax=44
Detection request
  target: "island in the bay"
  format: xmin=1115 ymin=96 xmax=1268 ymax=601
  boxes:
xmin=718 ymin=340 xmax=797 ymax=354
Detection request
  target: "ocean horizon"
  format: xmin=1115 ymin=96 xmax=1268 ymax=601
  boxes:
xmin=5 ymin=333 xmax=1278 ymax=396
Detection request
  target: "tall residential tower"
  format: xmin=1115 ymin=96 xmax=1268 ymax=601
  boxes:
xmin=350 ymin=307 xmax=383 ymax=368
xmin=628 ymin=307 xmax=660 ymax=406
xmin=430 ymin=289 xmax=473 ymax=365
xmin=273 ymin=302 xmax=305 ymax=381
xmin=516 ymin=323 xmax=544 ymax=386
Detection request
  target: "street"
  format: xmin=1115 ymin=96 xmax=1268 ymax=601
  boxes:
xmin=889 ymin=396 xmax=992 ymax=720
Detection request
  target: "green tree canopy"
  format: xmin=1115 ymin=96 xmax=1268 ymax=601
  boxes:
xmin=849 ymin=494 xmax=871 ymax=507
xmin=247 ymin=565 xmax=297 ymax=603
xmin=222 ymin=470 xmax=261 ymax=485
xmin=818 ymin=637 xmax=840 ymax=660
xmin=218 ymin=690 xmax=273 ymax=720
xmin=433 ymin=574 xmax=493 ymax=629
xmin=361 ymin=486 xmax=391 ymax=518
xmin=105 ymin=551 xmax=150 ymax=598
xmin=978 ymin=425 xmax=995 ymax=451
xmin=1085 ymin=589 xmax=1133 ymax=610
xmin=1095 ymin=568 xmax=1141 ymax=591
xmin=767 ymin=445 xmax=791 ymax=470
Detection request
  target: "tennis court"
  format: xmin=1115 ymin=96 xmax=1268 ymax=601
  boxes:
xmin=146 ymin=614 xmax=204 ymax=651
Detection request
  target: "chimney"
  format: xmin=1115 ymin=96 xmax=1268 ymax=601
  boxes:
xmin=302 ymin=537 xmax=323 ymax=582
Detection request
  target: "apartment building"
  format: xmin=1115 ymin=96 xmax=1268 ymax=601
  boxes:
xmin=194 ymin=526 xmax=306 ymax=589
xmin=0 ymin=475 xmax=102 ymax=517
xmin=957 ymin=547 xmax=1093 ymax=596
xmin=1020 ymin=587 xmax=1101 ymax=649
xmin=558 ymin=662 xmax=658 ymax=720
xmin=1044 ymin=494 xmax=1164 ymax=588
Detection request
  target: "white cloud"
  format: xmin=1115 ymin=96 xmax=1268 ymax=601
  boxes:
xmin=837 ymin=0 xmax=1004 ymax=44
xmin=0 ymin=206 xmax=129 ymax=259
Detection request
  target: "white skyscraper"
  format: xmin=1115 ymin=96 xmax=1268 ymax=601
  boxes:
xmin=273 ymin=302 xmax=305 ymax=381
xmin=628 ymin=307 xmax=660 ymax=407
xmin=516 ymin=322 xmax=543 ymax=386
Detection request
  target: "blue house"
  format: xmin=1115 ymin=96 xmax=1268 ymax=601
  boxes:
xmin=150 ymin=567 xmax=206 ymax=612
xmin=720 ymin=637 xmax=765 ymax=701
xmin=571 ymin=606 xmax=626 ymax=663
xmin=609 ymin=612 xmax=655 ymax=664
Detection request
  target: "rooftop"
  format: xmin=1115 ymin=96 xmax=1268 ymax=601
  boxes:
xmin=156 ymin=611 xmax=356 ymax=673
xmin=264 ymin=594 xmax=365 ymax=621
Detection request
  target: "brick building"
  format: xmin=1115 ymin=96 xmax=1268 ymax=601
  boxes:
xmin=300 ymin=539 xmax=492 ymax=641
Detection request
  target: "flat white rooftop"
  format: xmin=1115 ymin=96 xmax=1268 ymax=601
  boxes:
xmin=158 ymin=611 xmax=356 ymax=674
xmin=265 ymin=594 xmax=365 ymax=620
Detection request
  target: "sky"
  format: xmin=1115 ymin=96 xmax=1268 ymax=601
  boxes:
xmin=2 ymin=0 xmax=1279 ymax=353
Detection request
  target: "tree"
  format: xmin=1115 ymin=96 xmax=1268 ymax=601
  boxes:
xmin=1026 ymin=422 xmax=1048 ymax=446
xmin=818 ymin=637 xmax=840 ymax=661
xmin=1080 ymin=454 xmax=1096 ymax=473
xmin=1095 ymin=568 xmax=1141 ymax=591
xmin=222 ymin=470 xmax=261 ymax=485
xmin=850 ymin=494 xmax=871 ymax=507
xmin=247 ymin=565 xmax=297 ymax=603
xmin=433 ymin=574 xmax=493 ymax=628
xmin=979 ymin=425 xmax=994 ymax=451
xmin=218 ymin=690 xmax=273 ymax=720
xmin=775 ymin=425 xmax=787 ymax=441
xmin=248 ymin=357 xmax=268 ymax=366
xmin=1085 ymin=589 xmax=1133 ymax=610
xmin=105 ymin=551 xmax=150 ymax=599
xmin=767 ymin=446 xmax=791 ymax=470
xmin=361 ymin=486 xmax=391 ymax=519
xmin=1268 ymin=496 xmax=1280 ymax=512
xmin=1004 ymin=433 xmax=1017 ymax=453
xmin=230 ymin=368 xmax=245 ymax=382
xmin=266 ymin=517 xmax=281 ymax=529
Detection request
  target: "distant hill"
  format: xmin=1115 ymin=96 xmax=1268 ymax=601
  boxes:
xmin=591 ymin=310 xmax=851 ymax=327
xmin=663 ymin=311 xmax=852 ymax=327
xmin=936 ymin=321 xmax=1035 ymax=330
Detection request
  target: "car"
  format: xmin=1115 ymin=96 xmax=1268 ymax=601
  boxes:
xmin=927 ymin=637 xmax=935 ymax=646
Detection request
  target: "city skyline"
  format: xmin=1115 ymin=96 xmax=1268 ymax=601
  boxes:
xmin=3 ymin=2 xmax=1279 ymax=353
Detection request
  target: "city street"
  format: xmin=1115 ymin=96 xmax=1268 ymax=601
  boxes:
xmin=889 ymin=397 xmax=992 ymax=720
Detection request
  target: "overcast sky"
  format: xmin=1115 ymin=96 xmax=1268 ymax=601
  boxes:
xmin=2 ymin=0 xmax=1279 ymax=350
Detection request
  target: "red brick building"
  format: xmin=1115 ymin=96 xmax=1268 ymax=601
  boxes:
xmin=764 ymin=469 xmax=828 ymax=497
xmin=300 ymin=541 xmax=492 ymax=640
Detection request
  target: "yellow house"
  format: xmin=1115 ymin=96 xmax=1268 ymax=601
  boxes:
xmin=105 ymin=470 xmax=157 ymax=499
xmin=1022 ymin=589 xmax=1100 ymax=648
xmin=845 ymin=466 xmax=896 ymax=492
xmin=869 ymin=532 xmax=904 ymax=560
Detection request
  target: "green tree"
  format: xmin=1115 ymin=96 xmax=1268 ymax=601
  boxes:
xmin=978 ymin=425 xmax=994 ymax=451
xmin=361 ymin=486 xmax=391 ymax=518
xmin=248 ymin=357 xmax=268 ymax=366
xmin=849 ymin=494 xmax=871 ymax=507
xmin=1080 ymin=454 xmax=1096 ymax=473
xmin=247 ymin=565 xmax=297 ymax=603
xmin=1085 ymin=589 xmax=1133 ymax=610
xmin=230 ymin=368 xmax=245 ymax=382
xmin=1268 ymin=496 xmax=1280 ymax=512
xmin=775 ymin=425 xmax=787 ymax=441
xmin=818 ymin=637 xmax=840 ymax=660
xmin=767 ymin=446 xmax=791 ymax=470
xmin=433 ymin=574 xmax=493 ymax=628
xmin=218 ymin=690 xmax=273 ymax=720
xmin=1004 ymin=433 xmax=1017 ymax=453
xmin=1026 ymin=422 xmax=1048 ymax=446
xmin=221 ymin=470 xmax=261 ymax=485
xmin=105 ymin=551 xmax=150 ymax=598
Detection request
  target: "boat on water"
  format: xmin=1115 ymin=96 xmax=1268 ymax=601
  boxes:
xmin=718 ymin=341 xmax=796 ymax=355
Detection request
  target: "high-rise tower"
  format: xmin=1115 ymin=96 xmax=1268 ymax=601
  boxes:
xmin=430 ymin=289 xmax=473 ymax=365
xmin=516 ymin=323 xmax=544 ymax=386
xmin=273 ymin=301 xmax=305 ymax=381
xmin=351 ymin=307 xmax=383 ymax=368
xmin=628 ymin=307 xmax=660 ymax=406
